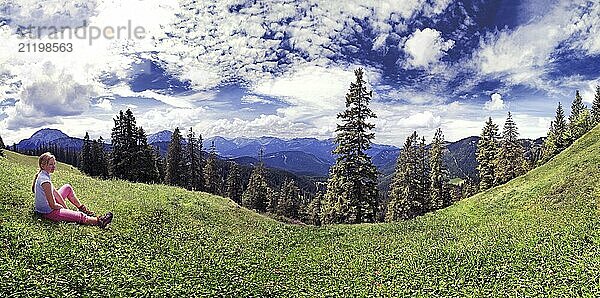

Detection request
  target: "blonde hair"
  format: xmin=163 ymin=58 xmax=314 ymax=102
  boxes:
xmin=32 ymin=152 xmax=55 ymax=193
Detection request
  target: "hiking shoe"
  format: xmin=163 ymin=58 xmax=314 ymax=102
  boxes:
xmin=78 ymin=204 xmax=95 ymax=217
xmin=97 ymin=212 xmax=113 ymax=229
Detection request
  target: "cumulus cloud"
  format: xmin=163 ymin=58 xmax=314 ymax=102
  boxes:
xmin=5 ymin=62 xmax=95 ymax=129
xmin=93 ymin=98 xmax=113 ymax=111
xmin=403 ymin=28 xmax=454 ymax=68
xmin=397 ymin=111 xmax=441 ymax=128
xmin=484 ymin=93 xmax=506 ymax=111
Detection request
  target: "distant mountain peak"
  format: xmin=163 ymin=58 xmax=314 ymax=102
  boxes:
xmin=29 ymin=128 xmax=69 ymax=142
xmin=147 ymin=130 xmax=173 ymax=143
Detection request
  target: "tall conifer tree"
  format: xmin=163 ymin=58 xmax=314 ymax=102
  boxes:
xmin=110 ymin=109 xmax=139 ymax=180
xmin=592 ymin=85 xmax=600 ymax=126
xmin=386 ymin=132 xmax=421 ymax=221
xmin=79 ymin=132 xmax=93 ymax=175
xmin=495 ymin=112 xmax=526 ymax=185
xmin=541 ymin=103 xmax=569 ymax=163
xmin=278 ymin=179 xmax=300 ymax=218
xmin=132 ymin=127 xmax=160 ymax=183
xmin=321 ymin=68 xmax=379 ymax=224
xmin=429 ymin=128 xmax=449 ymax=211
xmin=204 ymin=141 xmax=220 ymax=195
xmin=92 ymin=137 xmax=109 ymax=178
xmin=266 ymin=187 xmax=280 ymax=214
xmin=0 ymin=134 xmax=4 ymax=157
xmin=476 ymin=117 xmax=499 ymax=190
xmin=165 ymin=127 xmax=186 ymax=187
xmin=242 ymin=150 xmax=268 ymax=212
xmin=417 ymin=136 xmax=430 ymax=209
xmin=226 ymin=161 xmax=243 ymax=204
xmin=153 ymin=146 xmax=165 ymax=183
xmin=568 ymin=90 xmax=589 ymax=141
xmin=186 ymin=127 xmax=204 ymax=191
xmin=306 ymin=192 xmax=323 ymax=226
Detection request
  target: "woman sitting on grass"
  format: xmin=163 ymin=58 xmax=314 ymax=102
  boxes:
xmin=32 ymin=152 xmax=113 ymax=228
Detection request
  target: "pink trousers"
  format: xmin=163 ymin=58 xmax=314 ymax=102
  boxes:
xmin=43 ymin=184 xmax=89 ymax=224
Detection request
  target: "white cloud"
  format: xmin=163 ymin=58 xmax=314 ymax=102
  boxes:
xmin=154 ymin=0 xmax=451 ymax=90
xmin=0 ymin=0 xmax=99 ymax=30
xmin=109 ymin=84 xmax=202 ymax=108
xmin=5 ymin=62 xmax=96 ymax=129
xmin=0 ymin=0 xmax=181 ymax=131
xmin=241 ymin=95 xmax=273 ymax=105
xmin=396 ymin=111 xmax=441 ymax=128
xmin=253 ymin=64 xmax=380 ymax=111
xmin=473 ymin=0 xmax=600 ymax=92
xmin=93 ymin=98 xmax=113 ymax=111
xmin=135 ymin=107 xmax=208 ymax=133
xmin=202 ymin=114 xmax=320 ymax=139
xmin=403 ymin=28 xmax=454 ymax=68
xmin=564 ymin=78 xmax=600 ymax=104
xmin=571 ymin=1 xmax=600 ymax=55
xmin=378 ymin=88 xmax=445 ymax=105
xmin=484 ymin=93 xmax=506 ymax=111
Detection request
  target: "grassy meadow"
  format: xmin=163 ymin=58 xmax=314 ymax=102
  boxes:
xmin=1 ymin=125 xmax=600 ymax=296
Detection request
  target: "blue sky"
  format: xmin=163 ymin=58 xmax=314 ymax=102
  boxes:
xmin=0 ymin=0 xmax=599 ymax=146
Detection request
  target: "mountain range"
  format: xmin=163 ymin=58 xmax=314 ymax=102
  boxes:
xmin=14 ymin=128 xmax=545 ymax=180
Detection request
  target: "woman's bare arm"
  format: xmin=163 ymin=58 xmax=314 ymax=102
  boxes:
xmin=42 ymin=182 xmax=63 ymax=209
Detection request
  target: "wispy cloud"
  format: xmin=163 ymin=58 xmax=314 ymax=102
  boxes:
xmin=471 ymin=0 xmax=600 ymax=93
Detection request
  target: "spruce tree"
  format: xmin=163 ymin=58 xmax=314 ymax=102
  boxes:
xmin=133 ymin=126 xmax=160 ymax=183
xmin=462 ymin=178 xmax=480 ymax=199
xmin=110 ymin=110 xmax=125 ymax=178
xmin=321 ymin=68 xmax=379 ymax=224
xmin=569 ymin=90 xmax=590 ymax=141
xmin=592 ymin=85 xmax=600 ymax=126
xmin=306 ymin=192 xmax=322 ymax=226
xmin=540 ymin=121 xmax=557 ymax=165
xmin=226 ymin=161 xmax=243 ymax=204
xmin=386 ymin=132 xmax=421 ymax=221
xmin=0 ymin=134 xmax=4 ymax=157
xmin=541 ymin=103 xmax=569 ymax=163
xmin=79 ymin=132 xmax=93 ymax=175
xmin=153 ymin=146 xmax=165 ymax=183
xmin=204 ymin=141 xmax=220 ymax=195
xmin=553 ymin=102 xmax=569 ymax=150
xmin=186 ymin=127 xmax=204 ymax=191
xmin=279 ymin=179 xmax=300 ymax=218
xmin=476 ymin=117 xmax=499 ymax=190
xmin=110 ymin=109 xmax=139 ymax=181
xmin=92 ymin=137 xmax=109 ymax=178
xmin=495 ymin=112 xmax=526 ymax=185
xmin=429 ymin=128 xmax=449 ymax=211
xmin=165 ymin=128 xmax=186 ymax=187
xmin=573 ymin=109 xmax=592 ymax=140
xmin=242 ymin=159 xmax=268 ymax=212
xmin=266 ymin=187 xmax=279 ymax=214
xmin=417 ymin=136 xmax=430 ymax=210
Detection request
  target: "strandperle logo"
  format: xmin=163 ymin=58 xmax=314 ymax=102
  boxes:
xmin=15 ymin=20 xmax=146 ymax=46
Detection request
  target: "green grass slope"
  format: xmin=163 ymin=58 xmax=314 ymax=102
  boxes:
xmin=1 ymin=126 xmax=600 ymax=296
